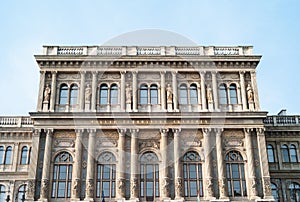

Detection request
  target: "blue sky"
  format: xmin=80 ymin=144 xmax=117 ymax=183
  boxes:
xmin=0 ymin=0 xmax=299 ymax=115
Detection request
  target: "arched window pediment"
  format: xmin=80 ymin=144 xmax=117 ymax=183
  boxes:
xmin=98 ymin=152 xmax=116 ymax=163
xmin=54 ymin=151 xmax=73 ymax=163
xmin=140 ymin=152 xmax=159 ymax=163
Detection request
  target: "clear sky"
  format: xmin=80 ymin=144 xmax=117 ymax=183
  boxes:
xmin=0 ymin=0 xmax=299 ymax=116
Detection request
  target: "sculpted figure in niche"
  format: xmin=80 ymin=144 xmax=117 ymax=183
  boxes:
xmin=206 ymin=84 xmax=213 ymax=102
xmin=43 ymin=84 xmax=51 ymax=103
xmin=166 ymin=83 xmax=172 ymax=103
xmin=85 ymin=84 xmax=92 ymax=103
xmin=126 ymin=84 xmax=132 ymax=103
xmin=247 ymin=83 xmax=254 ymax=102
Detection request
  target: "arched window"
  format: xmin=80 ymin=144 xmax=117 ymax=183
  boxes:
xmin=150 ymin=84 xmax=158 ymax=105
xmin=0 ymin=146 xmax=4 ymax=164
xmin=51 ymin=152 xmax=73 ymax=199
xmin=267 ymin=144 xmax=275 ymax=163
xmin=0 ymin=185 xmax=6 ymax=202
xmin=289 ymin=182 xmax=300 ymax=202
xmin=100 ymin=84 xmax=109 ymax=105
xmin=110 ymin=84 xmax=118 ymax=105
xmin=70 ymin=84 xmax=78 ymax=105
xmin=219 ymin=84 xmax=228 ymax=105
xmin=229 ymin=84 xmax=238 ymax=104
xmin=179 ymin=84 xmax=188 ymax=105
xmin=271 ymin=183 xmax=279 ymax=202
xmin=281 ymin=144 xmax=290 ymax=162
xmin=190 ymin=84 xmax=198 ymax=105
xmin=182 ymin=151 xmax=203 ymax=197
xmin=290 ymin=144 xmax=298 ymax=162
xmin=96 ymin=152 xmax=116 ymax=199
xmin=226 ymin=151 xmax=247 ymax=197
xmin=59 ymin=84 xmax=68 ymax=105
xmin=20 ymin=146 xmax=28 ymax=165
xmin=4 ymin=146 xmax=12 ymax=164
xmin=140 ymin=152 xmax=159 ymax=201
xmin=140 ymin=84 xmax=148 ymax=105
xmin=17 ymin=184 xmax=27 ymax=202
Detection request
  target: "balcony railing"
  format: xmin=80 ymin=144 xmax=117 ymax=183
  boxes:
xmin=0 ymin=116 xmax=33 ymax=127
xmin=264 ymin=115 xmax=300 ymax=126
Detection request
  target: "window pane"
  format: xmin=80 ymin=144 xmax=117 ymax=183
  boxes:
xmin=21 ymin=146 xmax=28 ymax=164
xmin=179 ymin=85 xmax=188 ymax=104
xmin=68 ymin=165 xmax=72 ymax=179
xmin=190 ymin=84 xmax=198 ymax=104
xmin=227 ymin=181 xmax=232 ymax=197
xmin=5 ymin=146 xmax=12 ymax=164
xmin=231 ymin=164 xmax=239 ymax=179
xmin=0 ymin=147 xmax=4 ymax=164
xmin=52 ymin=182 xmax=56 ymax=198
xmin=282 ymin=145 xmax=290 ymax=162
xmin=146 ymin=182 xmax=154 ymax=196
xmin=184 ymin=181 xmax=188 ymax=196
xmin=96 ymin=181 xmax=100 ymax=197
xmin=141 ymin=181 xmax=144 ymax=197
xmin=290 ymin=145 xmax=298 ymax=162
xmin=140 ymin=85 xmax=148 ymax=104
xmin=103 ymin=166 xmax=111 ymax=179
xmin=100 ymin=85 xmax=108 ymax=104
xmin=103 ymin=182 xmax=110 ymax=197
xmin=150 ymin=85 xmax=158 ymax=105
xmin=190 ymin=181 xmax=197 ymax=196
xmin=183 ymin=164 xmax=187 ymax=179
xmin=155 ymin=181 xmax=159 ymax=197
xmin=267 ymin=145 xmax=275 ymax=162
xmin=57 ymin=182 xmax=66 ymax=197
xmin=233 ymin=181 xmax=241 ymax=196
xmin=229 ymin=84 xmax=238 ymax=104
xmin=59 ymin=165 xmax=67 ymax=180
xmin=70 ymin=85 xmax=78 ymax=105
xmin=59 ymin=85 xmax=68 ymax=105
xmin=110 ymin=85 xmax=118 ymax=105
xmin=53 ymin=166 xmax=58 ymax=180
xmin=219 ymin=84 xmax=227 ymax=104
xmin=189 ymin=164 xmax=197 ymax=179
xmin=146 ymin=165 xmax=154 ymax=179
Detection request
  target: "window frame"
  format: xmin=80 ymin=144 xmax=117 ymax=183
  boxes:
xmin=99 ymin=84 xmax=109 ymax=105
xmin=229 ymin=84 xmax=238 ymax=105
xmin=189 ymin=84 xmax=198 ymax=105
xmin=4 ymin=146 xmax=12 ymax=165
xmin=20 ymin=146 xmax=28 ymax=165
xmin=267 ymin=144 xmax=275 ymax=163
xmin=219 ymin=83 xmax=228 ymax=105
xmin=110 ymin=84 xmax=119 ymax=105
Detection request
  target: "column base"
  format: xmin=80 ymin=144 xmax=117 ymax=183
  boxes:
xmin=210 ymin=198 xmax=229 ymax=202
xmin=172 ymin=198 xmax=184 ymax=202
xmin=129 ymin=198 xmax=139 ymax=202
xmin=83 ymin=198 xmax=94 ymax=202
xmin=205 ymin=197 xmax=216 ymax=201
xmin=38 ymin=199 xmax=48 ymax=202
xmin=255 ymin=199 xmax=275 ymax=202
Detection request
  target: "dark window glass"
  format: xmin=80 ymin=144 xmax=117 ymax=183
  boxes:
xmin=20 ymin=146 xmax=28 ymax=164
xmin=179 ymin=84 xmax=188 ymax=104
xmin=110 ymin=84 xmax=118 ymax=105
xmin=271 ymin=183 xmax=279 ymax=202
xmin=140 ymin=84 xmax=148 ymax=104
xmin=70 ymin=85 xmax=78 ymax=105
xmin=219 ymin=84 xmax=228 ymax=104
xmin=0 ymin=185 xmax=6 ymax=202
xmin=59 ymin=84 xmax=68 ymax=105
xmin=4 ymin=146 xmax=12 ymax=164
xmin=100 ymin=84 xmax=109 ymax=105
xmin=267 ymin=144 xmax=275 ymax=163
xmin=150 ymin=84 xmax=158 ymax=105
xmin=190 ymin=84 xmax=198 ymax=104
xmin=290 ymin=144 xmax=298 ymax=162
xmin=289 ymin=183 xmax=300 ymax=202
xmin=282 ymin=144 xmax=290 ymax=162
xmin=229 ymin=84 xmax=238 ymax=104
xmin=0 ymin=146 xmax=4 ymax=164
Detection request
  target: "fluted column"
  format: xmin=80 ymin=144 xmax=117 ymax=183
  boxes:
xmin=40 ymin=129 xmax=53 ymax=200
xmin=130 ymin=129 xmax=139 ymax=199
xmin=173 ymin=128 xmax=183 ymax=200
xmin=256 ymin=128 xmax=273 ymax=199
xmin=215 ymin=128 xmax=227 ymax=199
xmin=203 ymin=128 xmax=215 ymax=200
xmin=160 ymin=129 xmax=169 ymax=199
xmin=250 ymin=71 xmax=260 ymax=110
xmin=172 ymin=71 xmax=178 ymax=111
xmin=37 ymin=71 xmax=46 ymax=111
xmin=211 ymin=71 xmax=219 ymax=111
xmin=91 ymin=71 xmax=97 ymax=112
xmin=72 ymin=129 xmax=83 ymax=200
xmin=79 ymin=71 xmax=86 ymax=111
xmin=85 ymin=129 xmax=96 ymax=200
xmin=200 ymin=72 xmax=207 ymax=111
xmin=117 ymin=129 xmax=126 ymax=199
xmin=244 ymin=128 xmax=259 ymax=199
xmin=132 ymin=71 xmax=138 ymax=112
xmin=160 ymin=71 xmax=166 ymax=111
xmin=120 ymin=71 xmax=126 ymax=111
xmin=49 ymin=71 xmax=57 ymax=112
xmin=239 ymin=71 xmax=247 ymax=110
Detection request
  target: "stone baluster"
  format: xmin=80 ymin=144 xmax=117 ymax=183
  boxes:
xmin=160 ymin=71 xmax=166 ymax=111
xmin=200 ymin=72 xmax=207 ymax=111
xmin=132 ymin=72 xmax=138 ymax=112
xmin=37 ymin=71 xmax=46 ymax=111
xmin=40 ymin=129 xmax=53 ymax=200
xmin=160 ymin=129 xmax=169 ymax=199
xmin=72 ymin=129 xmax=83 ymax=200
xmin=239 ymin=71 xmax=247 ymax=110
xmin=202 ymin=128 xmax=215 ymax=200
xmin=172 ymin=71 xmax=178 ymax=111
xmin=91 ymin=71 xmax=98 ymax=112
xmin=120 ymin=71 xmax=126 ymax=111
xmin=256 ymin=128 xmax=273 ymax=199
xmin=215 ymin=128 xmax=227 ymax=199
xmin=173 ymin=128 xmax=183 ymax=200
xmin=130 ymin=129 xmax=139 ymax=200
xmin=211 ymin=71 xmax=219 ymax=111
xmin=79 ymin=71 xmax=86 ymax=111
xmin=244 ymin=128 xmax=259 ymax=199
xmin=49 ymin=71 xmax=57 ymax=112
xmin=250 ymin=71 xmax=260 ymax=110
xmin=117 ymin=128 xmax=126 ymax=199
xmin=85 ymin=129 xmax=96 ymax=200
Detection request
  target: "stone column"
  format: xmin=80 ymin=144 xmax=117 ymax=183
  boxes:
xmin=72 ymin=129 xmax=83 ymax=200
xmin=85 ymin=129 xmax=96 ymax=201
xmin=79 ymin=71 xmax=86 ymax=111
xmin=120 ymin=71 xmax=126 ymax=111
xmin=37 ymin=71 xmax=46 ymax=111
xmin=256 ymin=128 xmax=273 ymax=199
xmin=244 ymin=128 xmax=259 ymax=199
xmin=132 ymin=71 xmax=138 ymax=112
xmin=250 ymin=71 xmax=260 ymax=110
xmin=160 ymin=71 xmax=166 ymax=111
xmin=117 ymin=129 xmax=126 ymax=199
xmin=160 ymin=129 xmax=169 ymax=199
xmin=12 ymin=142 xmax=19 ymax=172
xmin=172 ymin=71 xmax=178 ymax=111
xmin=173 ymin=128 xmax=183 ymax=200
xmin=130 ymin=129 xmax=139 ymax=200
xmin=40 ymin=129 xmax=53 ymax=200
xmin=211 ymin=71 xmax=219 ymax=111
xmin=200 ymin=72 xmax=207 ymax=111
xmin=215 ymin=128 xmax=227 ymax=199
xmin=91 ymin=71 xmax=98 ymax=112
xmin=49 ymin=71 xmax=57 ymax=112
xmin=202 ymin=128 xmax=215 ymax=200
xmin=239 ymin=71 xmax=247 ymax=110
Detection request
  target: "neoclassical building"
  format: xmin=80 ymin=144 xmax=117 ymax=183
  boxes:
xmin=0 ymin=45 xmax=299 ymax=202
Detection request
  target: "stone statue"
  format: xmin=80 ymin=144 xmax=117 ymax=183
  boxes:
xmin=247 ymin=83 xmax=254 ymax=102
xmin=41 ymin=179 xmax=49 ymax=198
xmin=131 ymin=178 xmax=137 ymax=197
xmin=206 ymin=84 xmax=213 ymax=102
xmin=162 ymin=178 xmax=169 ymax=196
xmin=86 ymin=179 xmax=94 ymax=198
xmin=43 ymin=84 xmax=51 ymax=103
xmin=126 ymin=84 xmax=132 ymax=103
xmin=85 ymin=84 xmax=92 ymax=103
xmin=175 ymin=178 xmax=182 ymax=197
xmin=166 ymin=84 xmax=172 ymax=103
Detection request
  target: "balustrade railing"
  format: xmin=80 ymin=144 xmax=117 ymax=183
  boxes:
xmin=0 ymin=116 xmax=33 ymax=127
xmin=264 ymin=115 xmax=300 ymax=126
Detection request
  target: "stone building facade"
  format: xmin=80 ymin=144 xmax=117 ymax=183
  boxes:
xmin=0 ymin=45 xmax=298 ymax=202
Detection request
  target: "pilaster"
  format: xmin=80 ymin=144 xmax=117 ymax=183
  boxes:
xmin=172 ymin=71 xmax=179 ymax=111
xmin=120 ymin=71 xmax=126 ymax=111
xmin=211 ymin=71 xmax=219 ymax=111
xmin=85 ymin=129 xmax=96 ymax=201
xmin=91 ymin=71 xmax=98 ymax=112
xmin=132 ymin=71 xmax=138 ymax=112
xmin=79 ymin=71 xmax=86 ymax=111
xmin=200 ymin=72 xmax=207 ymax=111
xmin=117 ymin=128 xmax=127 ymax=199
xmin=160 ymin=128 xmax=170 ymax=199
xmin=49 ymin=71 xmax=57 ymax=112
xmin=173 ymin=128 xmax=183 ymax=200
xmin=239 ymin=71 xmax=247 ymax=110
xmin=37 ymin=71 xmax=46 ymax=111
xmin=130 ymin=129 xmax=139 ymax=200
xmin=251 ymin=71 xmax=260 ymax=111
xmin=160 ymin=71 xmax=166 ymax=111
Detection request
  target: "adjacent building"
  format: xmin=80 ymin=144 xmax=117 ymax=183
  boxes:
xmin=0 ymin=45 xmax=298 ymax=202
